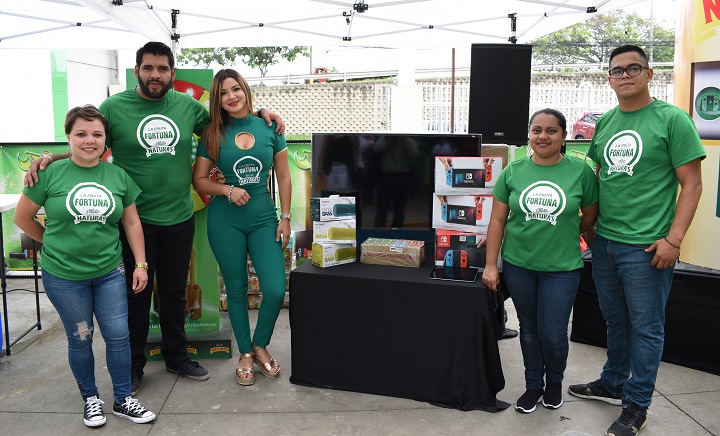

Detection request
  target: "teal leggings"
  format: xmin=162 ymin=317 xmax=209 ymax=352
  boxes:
xmin=207 ymin=193 xmax=285 ymax=354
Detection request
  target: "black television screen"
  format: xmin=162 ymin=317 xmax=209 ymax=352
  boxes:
xmin=311 ymin=132 xmax=482 ymax=245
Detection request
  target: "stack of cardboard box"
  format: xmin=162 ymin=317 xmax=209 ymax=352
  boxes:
xmin=310 ymin=196 xmax=357 ymax=267
xmin=432 ymin=156 xmax=503 ymax=273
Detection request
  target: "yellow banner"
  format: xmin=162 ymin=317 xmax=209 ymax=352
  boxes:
xmin=675 ymin=0 xmax=720 ymax=268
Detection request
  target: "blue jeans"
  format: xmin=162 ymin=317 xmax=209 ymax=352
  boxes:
xmin=591 ymin=235 xmax=674 ymax=410
xmin=42 ymin=266 xmax=131 ymax=403
xmin=503 ymin=261 xmax=580 ymax=390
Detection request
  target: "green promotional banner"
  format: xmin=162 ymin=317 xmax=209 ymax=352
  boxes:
xmin=286 ymin=140 xmax=313 ymax=231
xmin=0 ymin=143 xmax=69 ymax=270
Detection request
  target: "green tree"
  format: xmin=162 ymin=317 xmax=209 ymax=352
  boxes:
xmin=177 ymin=46 xmax=309 ymax=77
xmin=530 ymin=11 xmax=675 ymax=67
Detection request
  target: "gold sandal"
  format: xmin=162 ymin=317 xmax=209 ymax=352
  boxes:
xmin=235 ymin=353 xmax=255 ymax=386
xmin=253 ymin=347 xmax=280 ymax=378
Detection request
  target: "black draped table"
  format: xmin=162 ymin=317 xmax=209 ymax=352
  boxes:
xmin=289 ymin=259 xmax=510 ymax=412
xmin=571 ymin=258 xmax=720 ymax=376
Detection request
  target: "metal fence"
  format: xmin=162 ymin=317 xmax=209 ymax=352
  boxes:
xmin=416 ymin=80 xmax=673 ymax=135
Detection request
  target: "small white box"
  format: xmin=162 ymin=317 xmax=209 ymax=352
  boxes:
xmin=311 ymin=242 xmax=357 ymax=267
xmin=312 ymin=219 xmax=357 ymax=244
xmin=310 ymin=196 xmax=356 ymax=221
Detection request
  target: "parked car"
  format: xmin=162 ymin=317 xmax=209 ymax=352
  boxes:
xmin=572 ymin=111 xmax=603 ymax=139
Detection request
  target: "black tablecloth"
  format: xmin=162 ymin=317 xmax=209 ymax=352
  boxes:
xmin=289 ymin=260 xmax=510 ymax=412
xmin=571 ymin=259 xmax=720 ymax=376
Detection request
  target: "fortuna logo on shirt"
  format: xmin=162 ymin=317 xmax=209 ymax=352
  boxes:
xmin=233 ymin=156 xmax=262 ymax=185
xmin=603 ymin=129 xmax=643 ymax=176
xmin=136 ymin=114 xmax=180 ymax=157
xmin=66 ymin=182 xmax=116 ymax=224
xmin=519 ymin=181 xmax=566 ymax=226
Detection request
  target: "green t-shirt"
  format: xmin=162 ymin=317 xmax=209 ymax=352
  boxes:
xmin=492 ymin=155 xmax=598 ymax=272
xmin=197 ymin=115 xmax=286 ymax=197
xmin=586 ymin=100 xmax=706 ymax=244
xmin=99 ymin=88 xmax=210 ymax=226
xmin=22 ymin=160 xmax=141 ymax=281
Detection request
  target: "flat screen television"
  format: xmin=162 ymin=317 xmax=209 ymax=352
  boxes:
xmin=311 ymin=132 xmax=482 ymax=246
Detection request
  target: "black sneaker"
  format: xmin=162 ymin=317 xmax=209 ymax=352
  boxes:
xmin=606 ymin=403 xmax=647 ymax=436
xmin=166 ymin=358 xmax=210 ymax=380
xmin=542 ymin=383 xmax=563 ymax=409
xmin=515 ymin=388 xmax=544 ymax=413
xmin=112 ymin=396 xmax=156 ymax=424
xmin=568 ymin=379 xmax=623 ymax=405
xmin=83 ymin=395 xmax=106 ymax=427
xmin=130 ymin=373 xmax=142 ymax=396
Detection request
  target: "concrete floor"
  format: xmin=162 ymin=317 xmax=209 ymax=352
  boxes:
xmin=1 ymin=277 xmax=718 ymax=435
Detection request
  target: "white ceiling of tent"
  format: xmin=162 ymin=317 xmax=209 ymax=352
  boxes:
xmin=1 ymin=0 xmax=647 ymax=50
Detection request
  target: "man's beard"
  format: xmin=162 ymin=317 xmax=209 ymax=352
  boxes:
xmin=137 ymin=77 xmax=173 ymax=99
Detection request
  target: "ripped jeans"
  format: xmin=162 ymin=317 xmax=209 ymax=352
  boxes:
xmin=42 ymin=266 xmax=131 ymax=403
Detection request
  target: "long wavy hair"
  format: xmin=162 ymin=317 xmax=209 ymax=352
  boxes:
xmin=201 ymin=69 xmax=254 ymax=161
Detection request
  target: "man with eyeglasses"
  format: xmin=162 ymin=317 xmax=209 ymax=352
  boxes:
xmin=567 ymin=45 xmax=705 ymax=436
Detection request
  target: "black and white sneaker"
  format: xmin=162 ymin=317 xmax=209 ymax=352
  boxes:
xmin=83 ymin=395 xmax=106 ymax=427
xmin=515 ymin=388 xmax=544 ymax=413
xmin=112 ymin=396 xmax=156 ymax=424
xmin=606 ymin=403 xmax=647 ymax=436
xmin=568 ymin=379 xmax=623 ymax=405
xmin=542 ymin=383 xmax=564 ymax=409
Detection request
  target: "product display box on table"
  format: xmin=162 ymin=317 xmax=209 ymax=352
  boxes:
xmin=359 ymin=237 xmax=425 ymax=268
xmin=311 ymin=242 xmax=357 ymax=268
xmin=432 ymin=194 xmax=493 ymax=232
xmin=310 ymin=196 xmax=356 ymax=221
xmin=311 ymin=195 xmax=358 ymax=268
xmin=312 ymin=219 xmax=357 ymax=243
xmin=435 ymin=229 xmax=502 ymax=271
xmin=434 ymin=156 xmax=502 ymax=194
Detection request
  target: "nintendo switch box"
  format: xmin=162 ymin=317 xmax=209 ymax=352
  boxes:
xmin=432 ymin=194 xmax=492 ymax=232
xmin=434 ymin=229 xmax=501 ymax=270
xmin=310 ymin=195 xmax=356 ymax=222
xmin=434 ymin=156 xmax=502 ymax=194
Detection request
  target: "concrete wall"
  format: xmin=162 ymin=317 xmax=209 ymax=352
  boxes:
xmin=0 ymin=49 xmax=118 ymax=142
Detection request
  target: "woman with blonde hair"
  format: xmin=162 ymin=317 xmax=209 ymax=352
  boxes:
xmin=193 ymin=69 xmax=291 ymax=386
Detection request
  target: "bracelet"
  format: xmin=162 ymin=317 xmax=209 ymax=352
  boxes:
xmin=227 ymin=185 xmax=234 ymax=203
xmin=664 ymin=237 xmax=681 ymax=250
xmin=256 ymin=108 xmax=264 ymax=118
xmin=135 ymin=262 xmax=148 ymax=269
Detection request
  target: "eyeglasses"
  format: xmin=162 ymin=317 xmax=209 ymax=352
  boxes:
xmin=608 ymin=64 xmax=649 ymax=79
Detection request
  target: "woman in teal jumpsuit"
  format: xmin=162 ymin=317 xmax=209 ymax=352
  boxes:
xmin=193 ymin=69 xmax=291 ymax=386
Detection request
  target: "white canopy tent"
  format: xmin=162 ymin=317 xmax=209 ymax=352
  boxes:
xmin=1 ymin=0 xmax=649 ymax=50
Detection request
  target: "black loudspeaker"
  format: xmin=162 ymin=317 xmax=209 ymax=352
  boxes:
xmin=468 ymin=44 xmax=532 ymax=146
